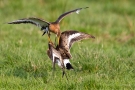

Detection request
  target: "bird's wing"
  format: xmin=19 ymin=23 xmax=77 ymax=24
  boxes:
xmin=8 ymin=17 xmax=50 ymax=30
xmin=59 ymin=30 xmax=95 ymax=52
xmin=56 ymin=7 xmax=89 ymax=23
xmin=48 ymin=43 xmax=64 ymax=65
xmin=48 ymin=43 xmax=60 ymax=59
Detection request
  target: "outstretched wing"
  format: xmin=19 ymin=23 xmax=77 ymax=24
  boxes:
xmin=8 ymin=17 xmax=50 ymax=30
xmin=59 ymin=30 xmax=95 ymax=52
xmin=56 ymin=7 xmax=89 ymax=23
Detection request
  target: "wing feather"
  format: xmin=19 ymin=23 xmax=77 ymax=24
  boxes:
xmin=56 ymin=7 xmax=89 ymax=23
xmin=59 ymin=30 xmax=95 ymax=52
xmin=8 ymin=17 xmax=50 ymax=30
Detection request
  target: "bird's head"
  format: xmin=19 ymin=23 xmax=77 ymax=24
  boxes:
xmin=41 ymin=26 xmax=49 ymax=36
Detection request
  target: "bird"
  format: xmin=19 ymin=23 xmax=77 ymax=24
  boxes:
xmin=47 ymin=30 xmax=95 ymax=80
xmin=7 ymin=7 xmax=89 ymax=44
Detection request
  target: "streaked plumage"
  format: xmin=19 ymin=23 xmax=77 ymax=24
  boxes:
xmin=7 ymin=7 xmax=89 ymax=44
xmin=47 ymin=30 xmax=95 ymax=79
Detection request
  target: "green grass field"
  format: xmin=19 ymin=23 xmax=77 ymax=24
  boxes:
xmin=0 ymin=0 xmax=135 ymax=89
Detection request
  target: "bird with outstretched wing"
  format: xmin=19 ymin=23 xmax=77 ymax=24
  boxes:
xmin=8 ymin=7 xmax=89 ymax=44
xmin=47 ymin=30 xmax=95 ymax=80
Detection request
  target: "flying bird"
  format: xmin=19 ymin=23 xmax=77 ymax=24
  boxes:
xmin=8 ymin=7 xmax=89 ymax=44
xmin=47 ymin=30 xmax=95 ymax=80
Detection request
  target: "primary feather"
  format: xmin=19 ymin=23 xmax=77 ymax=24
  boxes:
xmin=56 ymin=7 xmax=89 ymax=23
xmin=8 ymin=17 xmax=50 ymax=30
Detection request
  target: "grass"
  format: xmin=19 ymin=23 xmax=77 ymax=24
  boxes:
xmin=0 ymin=0 xmax=135 ymax=89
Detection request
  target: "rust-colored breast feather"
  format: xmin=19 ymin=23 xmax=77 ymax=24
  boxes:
xmin=49 ymin=24 xmax=60 ymax=35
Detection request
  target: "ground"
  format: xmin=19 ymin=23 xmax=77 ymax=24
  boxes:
xmin=0 ymin=0 xmax=135 ymax=89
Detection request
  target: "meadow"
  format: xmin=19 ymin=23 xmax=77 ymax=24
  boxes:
xmin=0 ymin=0 xmax=135 ymax=89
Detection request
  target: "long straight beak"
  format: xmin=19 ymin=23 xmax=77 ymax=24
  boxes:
xmin=42 ymin=31 xmax=46 ymax=36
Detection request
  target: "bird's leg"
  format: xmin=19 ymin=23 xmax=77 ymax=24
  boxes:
xmin=62 ymin=68 xmax=68 ymax=81
xmin=53 ymin=59 xmax=56 ymax=71
xmin=52 ymin=58 xmax=56 ymax=77
xmin=54 ymin=35 xmax=57 ymax=46
xmin=54 ymin=33 xmax=60 ymax=46
xmin=47 ymin=31 xmax=53 ymax=44
xmin=62 ymin=69 xmax=65 ymax=77
xmin=57 ymin=36 xmax=60 ymax=45
xmin=54 ymin=36 xmax=60 ymax=46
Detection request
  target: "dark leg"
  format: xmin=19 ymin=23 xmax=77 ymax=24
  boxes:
xmin=52 ymin=59 xmax=56 ymax=77
xmin=62 ymin=68 xmax=68 ymax=81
